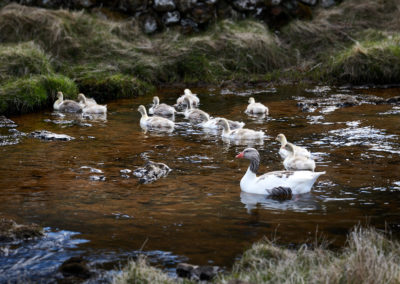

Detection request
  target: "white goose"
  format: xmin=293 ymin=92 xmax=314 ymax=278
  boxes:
xmin=77 ymin=93 xmax=97 ymax=107
xmin=217 ymin=118 xmax=264 ymax=140
xmin=283 ymin=143 xmax=316 ymax=171
xmin=78 ymin=93 xmax=107 ymax=114
xmin=148 ymin=96 xmax=176 ymax=117
xmin=200 ymin=116 xmax=245 ymax=130
xmin=183 ymin=97 xmax=209 ymax=123
xmin=276 ymin=133 xmax=311 ymax=159
xmin=53 ymin=92 xmax=82 ymax=113
xmin=137 ymin=105 xmax=174 ymax=131
xmin=176 ymin=89 xmax=200 ymax=108
xmin=236 ymin=148 xmax=325 ymax=195
xmin=245 ymin=97 xmax=269 ymax=115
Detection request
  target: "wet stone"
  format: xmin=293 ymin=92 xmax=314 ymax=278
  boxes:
xmin=0 ymin=218 xmax=44 ymax=242
xmin=162 ymin=10 xmax=180 ymax=25
xmin=133 ymin=161 xmax=171 ymax=184
xmin=176 ymin=263 xmax=220 ymax=281
xmin=29 ymin=130 xmax=74 ymax=141
xmin=89 ymin=175 xmax=106 ymax=181
xmin=0 ymin=116 xmax=17 ymax=128
xmin=153 ymin=0 xmax=176 ymax=12
xmin=59 ymin=256 xmax=92 ymax=279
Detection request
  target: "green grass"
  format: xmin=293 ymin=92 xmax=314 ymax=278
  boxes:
xmin=114 ymin=227 xmax=400 ymax=284
xmin=0 ymin=74 xmax=77 ymax=115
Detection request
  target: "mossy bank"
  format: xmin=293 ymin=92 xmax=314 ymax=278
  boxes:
xmin=1 ymin=0 xmax=400 ymax=115
xmin=114 ymin=226 xmax=400 ymax=284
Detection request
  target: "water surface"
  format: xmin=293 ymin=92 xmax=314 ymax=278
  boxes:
xmin=1 ymin=85 xmax=400 ymax=281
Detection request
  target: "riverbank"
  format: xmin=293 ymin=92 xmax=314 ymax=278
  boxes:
xmin=0 ymin=0 xmax=399 ymax=115
xmin=114 ymin=226 xmax=400 ymax=283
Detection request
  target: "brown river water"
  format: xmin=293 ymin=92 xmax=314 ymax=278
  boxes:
xmin=1 ymin=85 xmax=400 ymax=282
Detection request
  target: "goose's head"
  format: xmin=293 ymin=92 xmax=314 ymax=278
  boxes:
xmin=216 ymin=118 xmax=229 ymax=129
xmin=284 ymin=143 xmax=295 ymax=153
xmin=248 ymin=97 xmax=255 ymax=104
xmin=235 ymin=148 xmax=260 ymax=160
xmin=183 ymin=97 xmax=192 ymax=109
xmin=137 ymin=105 xmax=147 ymax=116
xmin=78 ymin=93 xmax=86 ymax=103
xmin=153 ymin=96 xmax=160 ymax=105
xmin=57 ymin=91 xmax=63 ymax=99
xmin=276 ymin=133 xmax=287 ymax=145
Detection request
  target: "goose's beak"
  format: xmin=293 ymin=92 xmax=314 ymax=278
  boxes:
xmin=235 ymin=152 xmax=244 ymax=158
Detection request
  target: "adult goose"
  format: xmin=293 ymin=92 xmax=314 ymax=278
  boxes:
xmin=137 ymin=105 xmax=174 ymax=131
xmin=176 ymin=89 xmax=200 ymax=108
xmin=53 ymin=92 xmax=82 ymax=113
xmin=183 ymin=97 xmax=209 ymax=123
xmin=148 ymin=96 xmax=176 ymax=117
xmin=276 ymin=133 xmax=311 ymax=160
xmin=235 ymin=148 xmax=325 ymax=195
xmin=217 ymin=118 xmax=264 ymax=140
xmin=245 ymin=97 xmax=269 ymax=115
xmin=283 ymin=143 xmax=315 ymax=171
xmin=78 ymin=93 xmax=107 ymax=114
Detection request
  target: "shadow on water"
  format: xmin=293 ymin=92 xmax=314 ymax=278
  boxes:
xmin=1 ymin=85 xmax=400 ymax=281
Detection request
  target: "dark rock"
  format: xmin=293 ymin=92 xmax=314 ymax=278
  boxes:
xmin=162 ymin=10 xmax=180 ymax=25
xmin=176 ymin=263 xmax=220 ymax=281
xmin=320 ymin=0 xmax=336 ymax=8
xmin=0 ymin=116 xmax=17 ymax=128
xmin=387 ymin=96 xmax=400 ymax=104
xmin=153 ymin=0 xmax=176 ymax=12
xmin=0 ymin=218 xmax=44 ymax=242
xmin=176 ymin=0 xmax=193 ymax=13
xmin=59 ymin=256 xmax=92 ymax=279
xmin=29 ymin=130 xmax=74 ymax=141
xmin=231 ymin=0 xmax=258 ymax=12
xmin=299 ymin=0 xmax=317 ymax=6
xmin=118 ymin=0 xmax=148 ymax=12
xmin=71 ymin=0 xmax=96 ymax=8
xmin=141 ymin=14 xmax=159 ymax=34
xmin=196 ymin=265 xmax=220 ymax=281
xmin=176 ymin=263 xmax=196 ymax=278
xmin=190 ymin=2 xmax=215 ymax=24
xmin=133 ymin=160 xmax=171 ymax=184
xmin=180 ymin=18 xmax=198 ymax=33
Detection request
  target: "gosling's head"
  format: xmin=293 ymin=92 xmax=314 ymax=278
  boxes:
xmin=137 ymin=105 xmax=147 ymax=115
xmin=284 ymin=143 xmax=294 ymax=153
xmin=276 ymin=133 xmax=286 ymax=143
xmin=216 ymin=118 xmax=228 ymax=128
xmin=153 ymin=96 xmax=160 ymax=105
xmin=184 ymin=89 xmax=192 ymax=96
xmin=248 ymin=97 xmax=255 ymax=104
xmin=57 ymin=91 xmax=63 ymax=99
xmin=77 ymin=93 xmax=86 ymax=102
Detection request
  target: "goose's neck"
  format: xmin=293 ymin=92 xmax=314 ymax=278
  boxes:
xmin=249 ymin=155 xmax=260 ymax=174
xmin=220 ymin=120 xmax=231 ymax=134
xmin=140 ymin=111 xmax=148 ymax=119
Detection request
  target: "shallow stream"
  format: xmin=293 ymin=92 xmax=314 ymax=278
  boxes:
xmin=1 ymin=85 xmax=400 ymax=282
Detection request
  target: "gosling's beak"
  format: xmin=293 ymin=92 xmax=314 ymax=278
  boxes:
xmin=275 ymin=136 xmax=279 ymax=141
xmin=235 ymin=152 xmax=244 ymax=159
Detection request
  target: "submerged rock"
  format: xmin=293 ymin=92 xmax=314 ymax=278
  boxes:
xmin=0 ymin=218 xmax=44 ymax=242
xmin=29 ymin=130 xmax=74 ymax=141
xmin=133 ymin=160 xmax=171 ymax=184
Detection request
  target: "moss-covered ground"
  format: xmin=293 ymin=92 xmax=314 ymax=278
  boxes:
xmin=0 ymin=0 xmax=399 ymax=115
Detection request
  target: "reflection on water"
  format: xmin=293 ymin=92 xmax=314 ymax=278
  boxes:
xmin=1 ymin=85 xmax=400 ymax=281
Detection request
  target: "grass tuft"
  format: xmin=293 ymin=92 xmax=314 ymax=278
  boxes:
xmin=113 ymin=227 xmax=400 ymax=284
xmin=0 ymin=41 xmax=53 ymax=81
